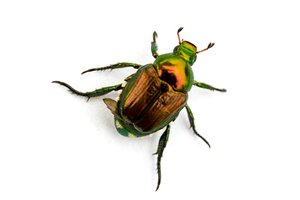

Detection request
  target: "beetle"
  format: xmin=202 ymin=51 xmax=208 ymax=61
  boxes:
xmin=52 ymin=27 xmax=226 ymax=191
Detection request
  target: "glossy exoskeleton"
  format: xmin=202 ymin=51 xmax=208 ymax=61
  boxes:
xmin=53 ymin=27 xmax=226 ymax=191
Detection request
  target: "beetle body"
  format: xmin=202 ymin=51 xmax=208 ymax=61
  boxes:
xmin=109 ymin=64 xmax=187 ymax=137
xmin=52 ymin=27 xmax=226 ymax=191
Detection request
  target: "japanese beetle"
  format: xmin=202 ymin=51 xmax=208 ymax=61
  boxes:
xmin=52 ymin=27 xmax=226 ymax=191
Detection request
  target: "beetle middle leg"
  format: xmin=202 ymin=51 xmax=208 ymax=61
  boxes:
xmin=81 ymin=62 xmax=143 ymax=74
xmin=193 ymin=81 xmax=227 ymax=92
xmin=185 ymin=104 xmax=211 ymax=148
xmin=52 ymin=81 xmax=123 ymax=101
xmin=153 ymin=125 xmax=170 ymax=191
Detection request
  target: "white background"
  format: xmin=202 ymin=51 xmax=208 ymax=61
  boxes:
xmin=1 ymin=0 xmax=300 ymax=199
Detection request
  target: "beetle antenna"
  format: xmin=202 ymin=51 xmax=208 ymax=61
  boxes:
xmin=177 ymin=27 xmax=184 ymax=44
xmin=197 ymin=42 xmax=215 ymax=54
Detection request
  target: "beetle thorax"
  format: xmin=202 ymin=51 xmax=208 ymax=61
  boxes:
xmin=153 ymin=54 xmax=194 ymax=92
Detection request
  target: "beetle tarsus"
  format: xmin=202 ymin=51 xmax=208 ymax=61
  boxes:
xmin=154 ymin=125 xmax=170 ymax=191
xmin=153 ymin=31 xmax=158 ymax=42
xmin=185 ymin=104 xmax=211 ymax=148
xmin=215 ymin=88 xmax=227 ymax=92
xmin=193 ymin=81 xmax=226 ymax=93
xmin=52 ymin=81 xmax=83 ymax=96
xmin=52 ymin=81 xmax=123 ymax=100
xmin=194 ymin=131 xmax=211 ymax=148
xmin=151 ymin=31 xmax=159 ymax=58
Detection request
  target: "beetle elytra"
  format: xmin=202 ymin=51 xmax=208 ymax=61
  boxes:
xmin=53 ymin=27 xmax=226 ymax=191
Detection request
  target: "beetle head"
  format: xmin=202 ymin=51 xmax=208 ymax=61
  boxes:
xmin=173 ymin=27 xmax=197 ymax=65
xmin=173 ymin=40 xmax=197 ymax=66
xmin=173 ymin=27 xmax=215 ymax=66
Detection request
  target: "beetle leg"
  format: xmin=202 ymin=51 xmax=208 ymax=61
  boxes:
xmin=151 ymin=31 xmax=159 ymax=58
xmin=193 ymin=81 xmax=227 ymax=92
xmin=185 ymin=104 xmax=211 ymax=148
xmin=52 ymin=81 xmax=123 ymax=101
xmin=153 ymin=125 xmax=170 ymax=191
xmin=81 ymin=62 xmax=142 ymax=74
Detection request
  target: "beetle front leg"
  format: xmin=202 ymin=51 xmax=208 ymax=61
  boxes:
xmin=185 ymin=104 xmax=210 ymax=148
xmin=151 ymin=31 xmax=159 ymax=58
xmin=193 ymin=81 xmax=227 ymax=92
xmin=52 ymin=81 xmax=123 ymax=101
xmin=153 ymin=125 xmax=170 ymax=191
xmin=81 ymin=62 xmax=143 ymax=74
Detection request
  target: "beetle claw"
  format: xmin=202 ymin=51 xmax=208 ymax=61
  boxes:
xmin=153 ymin=31 xmax=158 ymax=41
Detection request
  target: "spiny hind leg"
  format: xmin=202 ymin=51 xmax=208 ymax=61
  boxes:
xmin=153 ymin=125 xmax=171 ymax=191
xmin=81 ymin=63 xmax=142 ymax=74
xmin=52 ymin=81 xmax=123 ymax=101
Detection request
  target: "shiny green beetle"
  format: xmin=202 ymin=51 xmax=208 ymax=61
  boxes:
xmin=53 ymin=27 xmax=226 ymax=191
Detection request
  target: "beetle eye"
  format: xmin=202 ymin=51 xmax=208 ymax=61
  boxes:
xmin=173 ymin=46 xmax=179 ymax=53
xmin=193 ymin=55 xmax=197 ymax=63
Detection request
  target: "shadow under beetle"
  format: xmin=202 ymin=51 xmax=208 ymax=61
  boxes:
xmin=52 ymin=27 xmax=226 ymax=191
